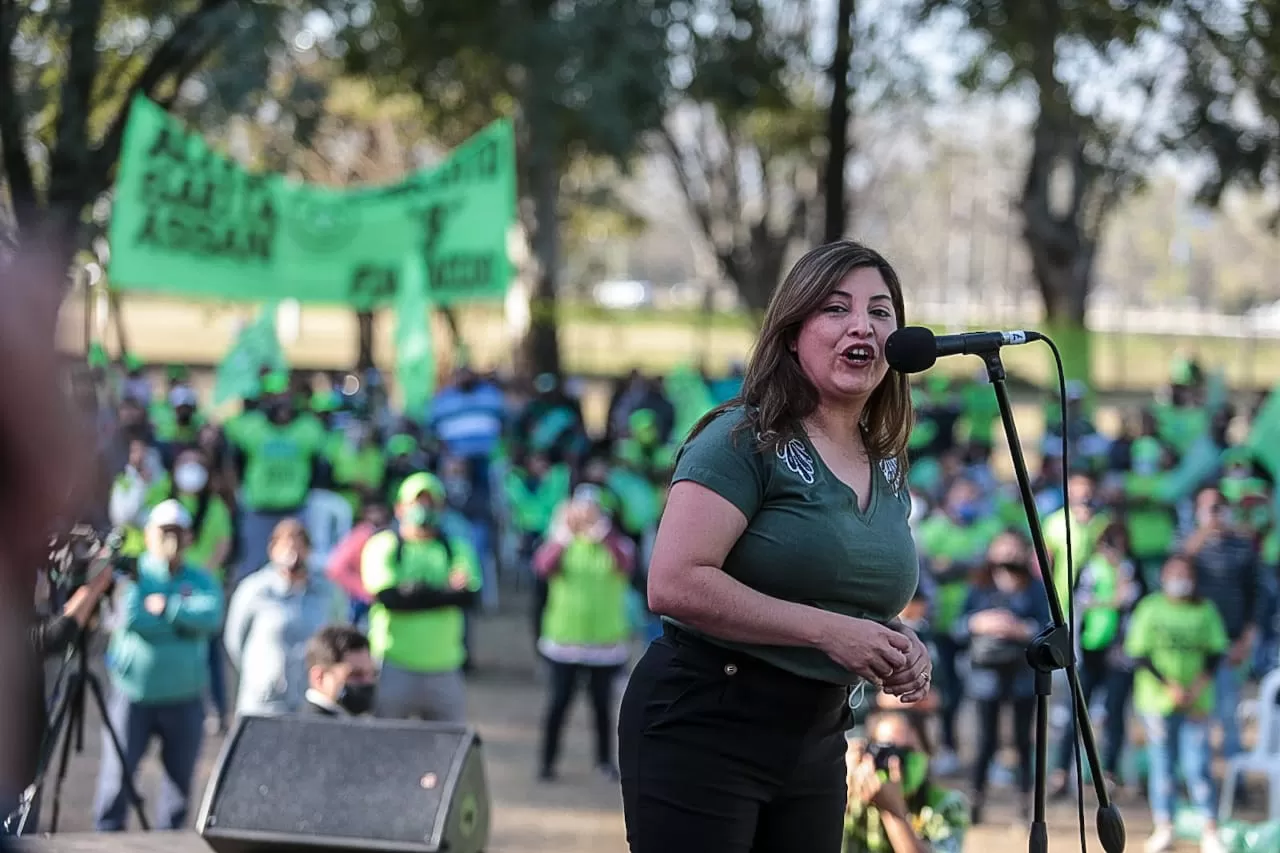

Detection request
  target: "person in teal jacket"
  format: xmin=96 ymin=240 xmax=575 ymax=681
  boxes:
xmin=531 ymin=484 xmax=635 ymax=782
xmin=94 ymin=500 xmax=224 ymax=832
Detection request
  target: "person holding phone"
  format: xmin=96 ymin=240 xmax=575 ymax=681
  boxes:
xmin=844 ymin=710 xmax=969 ymax=853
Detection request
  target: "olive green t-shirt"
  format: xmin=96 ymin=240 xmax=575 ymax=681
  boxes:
xmin=668 ymin=408 xmax=919 ymax=685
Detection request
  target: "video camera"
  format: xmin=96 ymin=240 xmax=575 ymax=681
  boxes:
xmin=45 ymin=524 xmax=133 ymax=594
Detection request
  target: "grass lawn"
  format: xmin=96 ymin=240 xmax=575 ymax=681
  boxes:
xmin=59 ymin=296 xmax=1280 ymax=391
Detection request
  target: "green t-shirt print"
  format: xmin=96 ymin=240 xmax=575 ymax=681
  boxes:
xmin=668 ymin=408 xmax=920 ymax=685
xmin=1124 ymin=593 xmax=1229 ymax=717
xmin=226 ymin=412 xmax=326 ymax=511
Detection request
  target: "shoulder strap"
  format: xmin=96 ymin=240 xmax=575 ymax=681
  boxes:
xmin=392 ymin=530 xmax=453 ymax=567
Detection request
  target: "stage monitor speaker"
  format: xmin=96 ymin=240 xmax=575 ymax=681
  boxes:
xmin=196 ymin=713 xmax=490 ymax=853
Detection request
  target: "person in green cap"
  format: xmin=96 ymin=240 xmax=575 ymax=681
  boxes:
xmin=361 ymin=472 xmax=482 ymax=722
xmin=224 ymin=372 xmax=328 ymax=583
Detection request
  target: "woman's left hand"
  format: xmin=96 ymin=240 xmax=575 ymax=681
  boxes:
xmin=880 ymin=623 xmax=932 ymax=702
xmin=851 ymin=755 xmax=909 ymax=818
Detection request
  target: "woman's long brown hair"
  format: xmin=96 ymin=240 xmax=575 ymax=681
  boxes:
xmin=685 ymin=240 xmax=914 ymax=487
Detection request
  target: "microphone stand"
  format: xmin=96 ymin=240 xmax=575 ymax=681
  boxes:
xmin=977 ymin=349 xmax=1125 ymax=853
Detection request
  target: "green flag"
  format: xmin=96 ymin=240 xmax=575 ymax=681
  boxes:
xmin=108 ymin=96 xmax=516 ymax=308
xmin=1248 ymin=382 xmax=1280 ymax=478
xmin=213 ymin=304 xmax=287 ymax=405
xmin=395 ymin=255 xmax=435 ymax=417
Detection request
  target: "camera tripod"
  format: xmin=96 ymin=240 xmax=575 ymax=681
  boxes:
xmin=6 ymin=622 xmax=149 ymax=835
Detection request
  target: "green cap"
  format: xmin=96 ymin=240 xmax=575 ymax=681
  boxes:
xmin=87 ymin=343 xmax=108 ymax=369
xmin=123 ymin=353 xmax=144 ymax=372
xmin=397 ymin=471 xmax=445 ymax=504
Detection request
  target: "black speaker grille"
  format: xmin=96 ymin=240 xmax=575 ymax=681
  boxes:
xmin=208 ymin=716 xmax=466 ymax=845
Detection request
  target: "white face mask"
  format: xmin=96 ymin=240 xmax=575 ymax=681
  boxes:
xmin=173 ymin=462 xmax=208 ymax=494
xmin=1163 ymin=578 xmax=1194 ymax=599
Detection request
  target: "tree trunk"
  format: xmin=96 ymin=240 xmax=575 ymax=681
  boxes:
xmin=517 ymin=38 xmax=562 ymax=379
xmin=822 ymin=0 xmax=855 ymax=243
xmin=355 ymin=310 xmax=375 ymax=370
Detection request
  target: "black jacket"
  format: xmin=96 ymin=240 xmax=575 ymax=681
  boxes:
xmin=300 ymin=698 xmax=340 ymax=717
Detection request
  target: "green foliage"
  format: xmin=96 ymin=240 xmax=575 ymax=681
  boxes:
xmin=337 ymin=0 xmax=674 ymax=164
xmin=1173 ymin=2 xmax=1280 ymax=217
xmin=1 ymin=0 xmax=313 ymax=247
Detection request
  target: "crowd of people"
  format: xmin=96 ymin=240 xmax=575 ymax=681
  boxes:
xmin=9 ymin=296 xmax=1279 ymax=853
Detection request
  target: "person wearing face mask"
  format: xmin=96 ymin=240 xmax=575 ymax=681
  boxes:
xmin=1049 ymin=521 xmax=1144 ymax=798
xmin=169 ymin=447 xmax=234 ymax=732
xmin=301 ymin=625 xmax=379 ymax=716
xmin=328 ymin=420 xmax=387 ymax=517
xmin=152 ymin=385 xmax=204 ymax=449
xmin=1124 ymin=554 xmax=1229 ymax=853
xmin=224 ymin=373 xmax=327 ymax=583
xmin=844 ymin=711 xmax=969 ymax=853
xmin=955 ymin=531 xmax=1052 ymax=825
xmin=1181 ymin=486 xmax=1259 ymax=764
xmin=915 ymin=477 xmax=1002 ymax=774
xmin=109 ymin=435 xmax=172 ymax=559
xmin=1119 ymin=436 xmax=1178 ymax=591
xmin=361 ymin=473 xmax=482 ymax=722
xmin=326 ymin=497 xmax=393 ymax=628
xmin=532 ymin=485 xmax=634 ymax=782
xmin=1042 ymin=470 xmax=1112 ymax=616
xmin=93 ymin=501 xmax=224 ymax=831
xmin=223 ymin=520 xmax=345 ymax=716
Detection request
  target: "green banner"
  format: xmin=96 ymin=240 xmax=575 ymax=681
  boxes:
xmin=108 ymin=96 xmax=516 ymax=308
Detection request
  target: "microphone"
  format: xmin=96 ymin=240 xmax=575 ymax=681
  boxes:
xmin=884 ymin=326 xmax=1043 ymax=374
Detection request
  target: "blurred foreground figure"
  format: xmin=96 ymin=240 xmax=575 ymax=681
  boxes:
xmin=0 ymin=245 xmax=93 ymax=832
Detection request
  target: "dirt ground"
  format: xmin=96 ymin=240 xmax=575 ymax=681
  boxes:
xmin=17 ymin=596 xmax=1170 ymax=853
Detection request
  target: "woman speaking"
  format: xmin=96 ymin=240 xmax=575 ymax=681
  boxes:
xmin=618 ymin=241 xmax=931 ymax=853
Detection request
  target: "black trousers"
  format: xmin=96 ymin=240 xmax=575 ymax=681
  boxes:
xmin=619 ymin=624 xmax=850 ymax=853
xmin=972 ymin=694 xmax=1035 ymax=797
xmin=540 ymin=661 xmax=618 ymax=772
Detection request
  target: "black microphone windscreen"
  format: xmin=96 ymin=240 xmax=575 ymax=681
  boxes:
xmin=885 ymin=326 xmax=938 ymax=374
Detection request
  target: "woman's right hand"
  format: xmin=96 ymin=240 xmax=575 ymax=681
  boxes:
xmin=817 ymin=613 xmax=912 ymax=687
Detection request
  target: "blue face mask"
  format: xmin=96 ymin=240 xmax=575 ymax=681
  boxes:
xmin=954 ymin=502 xmax=980 ymax=524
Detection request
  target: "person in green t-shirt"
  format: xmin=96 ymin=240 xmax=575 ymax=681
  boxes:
xmin=617 ymin=241 xmax=930 ymax=853
xmin=531 ymin=484 xmax=635 ymax=781
xmin=1124 ymin=554 xmax=1229 ymax=853
xmin=1049 ymin=521 xmax=1143 ymax=796
xmin=224 ymin=377 xmax=327 ymax=582
xmin=361 ymin=472 xmax=481 ymax=723
xmin=914 ymin=476 xmax=1003 ymax=772
xmin=1042 ymin=471 xmax=1111 ymax=615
